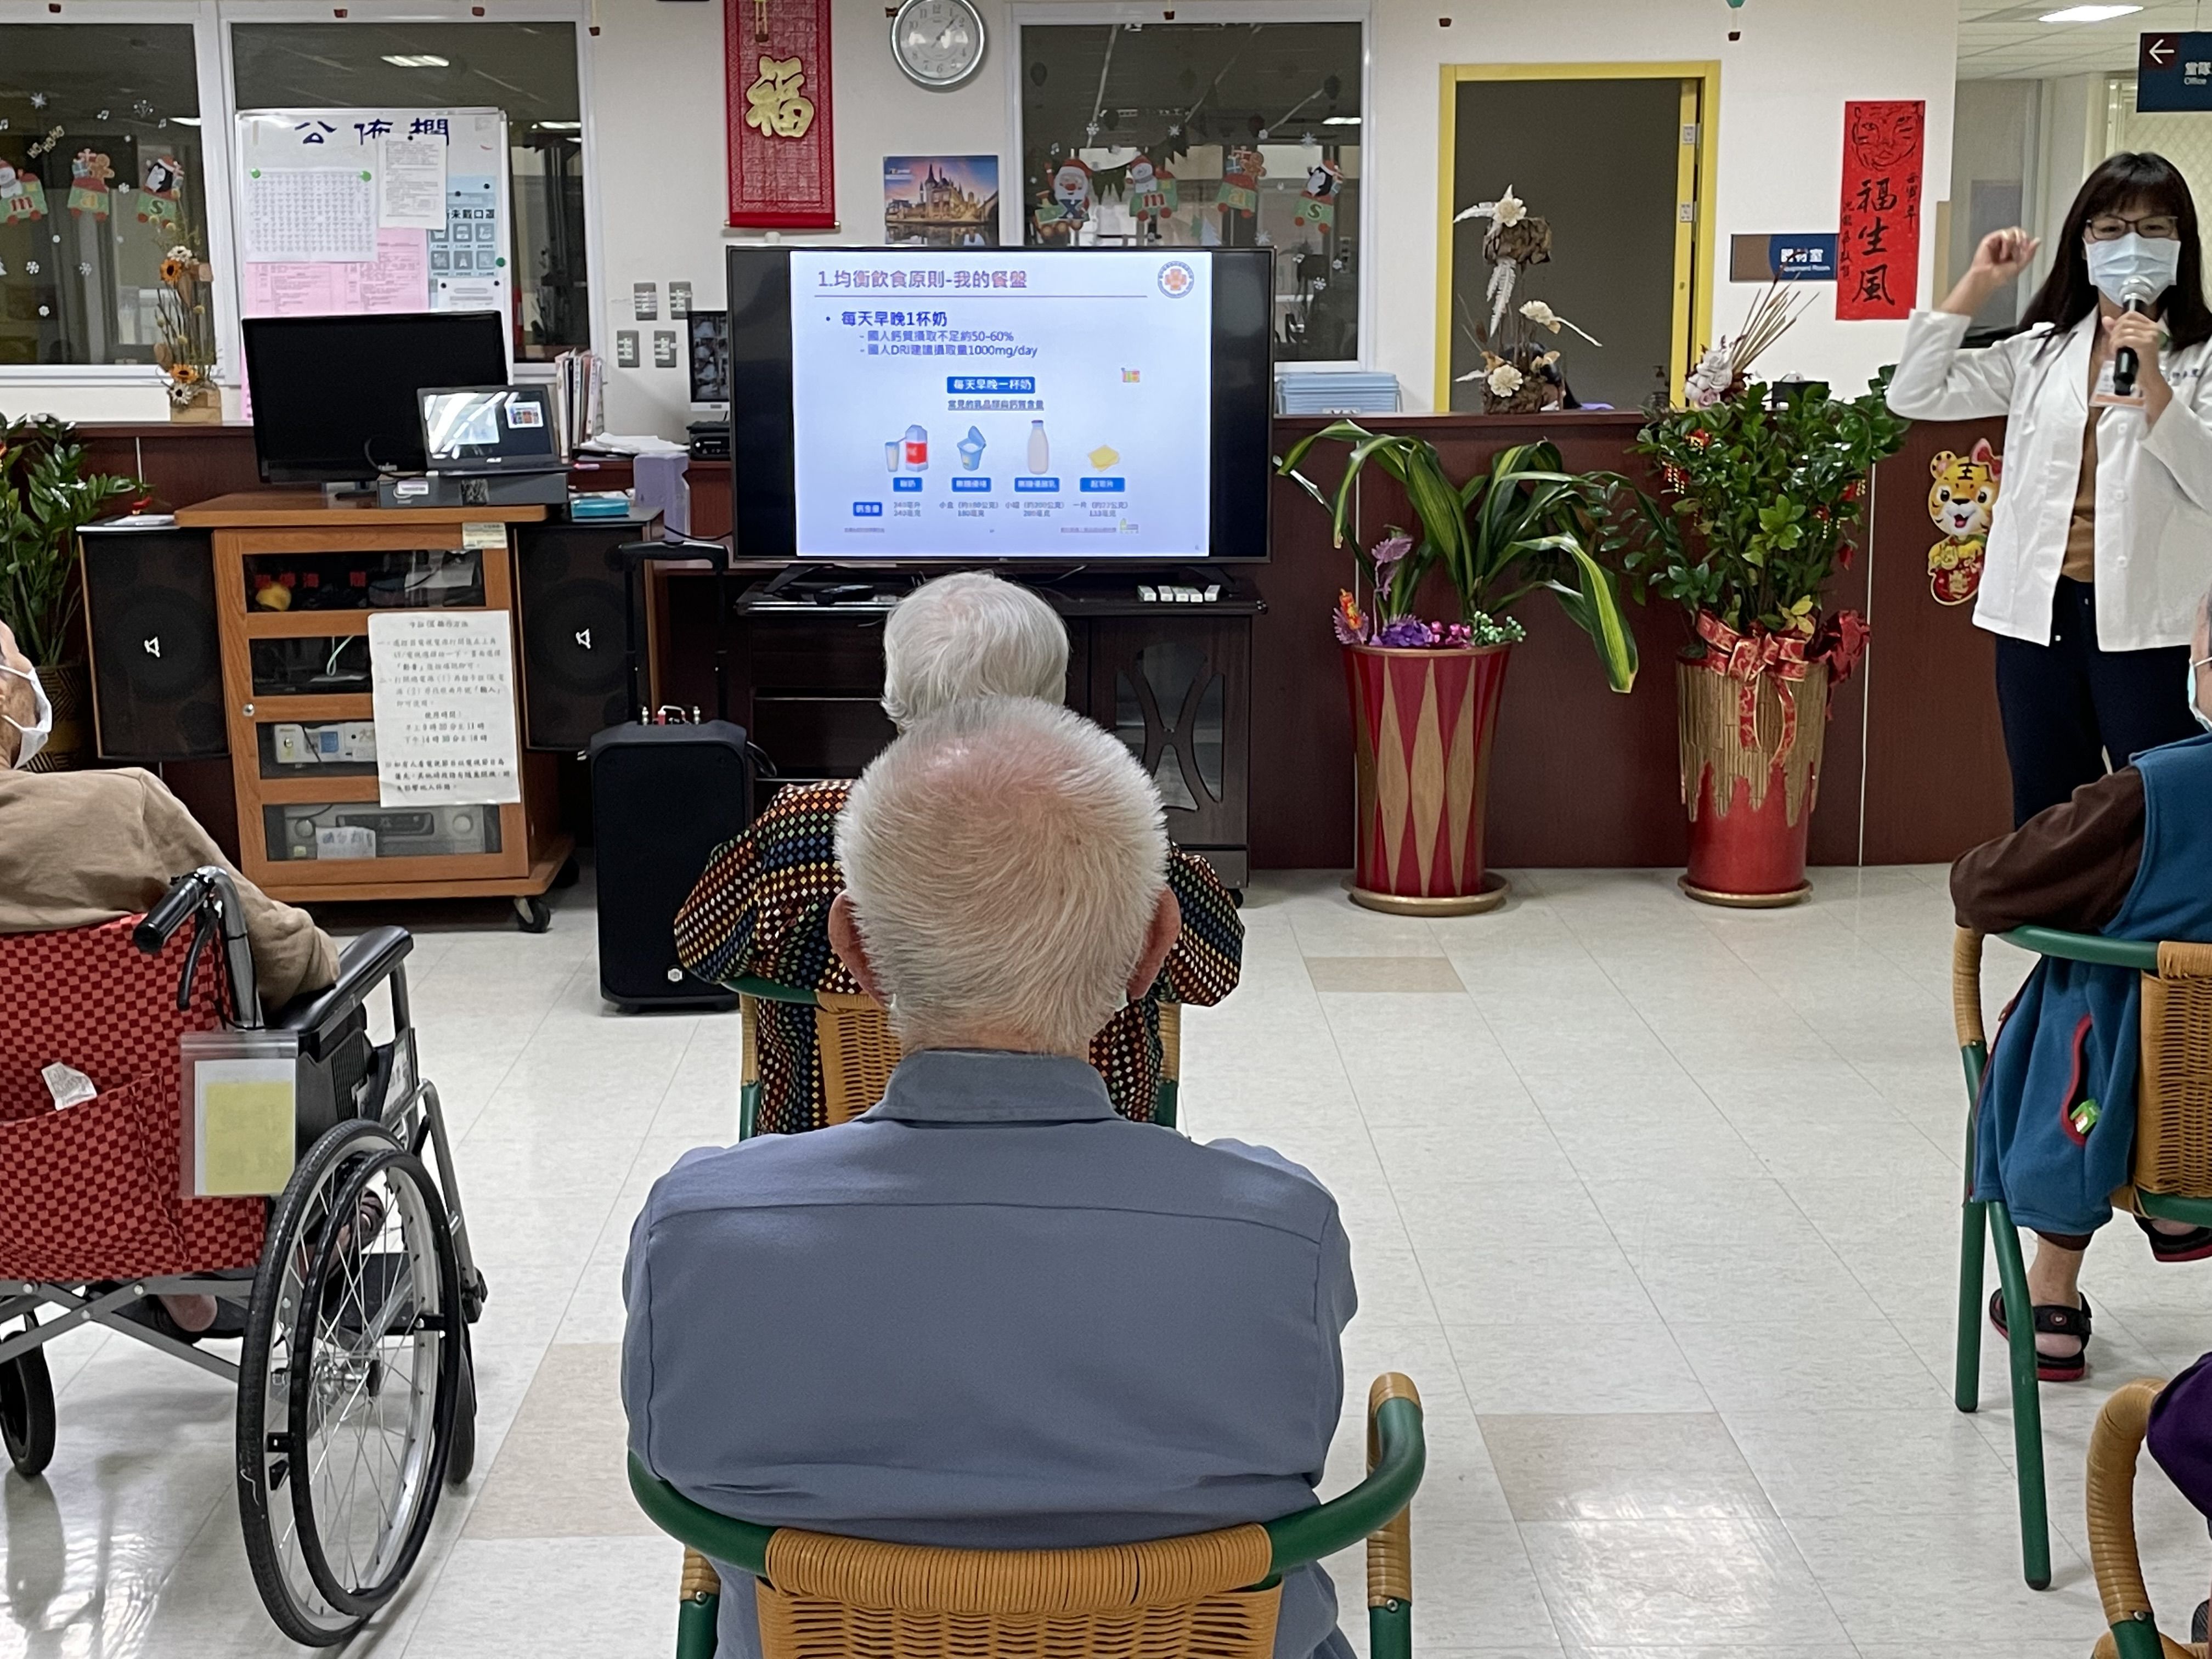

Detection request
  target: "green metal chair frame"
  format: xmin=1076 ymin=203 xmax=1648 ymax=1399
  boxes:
xmin=1952 ymin=923 xmax=2203 ymax=1593
xmin=630 ymin=1375 xmax=1425 ymax=1659
xmin=732 ymin=975 xmax=1181 ymax=1139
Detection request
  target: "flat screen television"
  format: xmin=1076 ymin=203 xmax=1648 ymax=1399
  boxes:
xmin=724 ymin=247 xmax=1272 ymax=561
xmin=242 ymin=311 xmax=509 ymax=484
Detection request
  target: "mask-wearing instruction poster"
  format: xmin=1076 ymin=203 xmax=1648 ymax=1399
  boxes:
xmin=788 ymin=250 xmax=1213 ymax=558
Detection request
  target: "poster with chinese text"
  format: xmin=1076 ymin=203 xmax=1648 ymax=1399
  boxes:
xmin=1836 ymin=99 xmax=1924 ymax=321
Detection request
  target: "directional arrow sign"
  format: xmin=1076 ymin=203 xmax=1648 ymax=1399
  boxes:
xmin=2139 ymin=31 xmax=2212 ymax=110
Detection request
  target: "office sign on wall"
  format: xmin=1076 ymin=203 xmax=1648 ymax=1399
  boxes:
xmin=2138 ymin=32 xmax=2212 ymax=112
xmin=1836 ymin=100 xmax=1924 ymax=322
xmin=1729 ymin=233 xmax=1838 ymax=283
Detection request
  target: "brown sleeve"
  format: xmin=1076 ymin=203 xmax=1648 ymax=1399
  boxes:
xmin=134 ymin=773 xmax=339 ymax=1008
xmin=1950 ymin=767 xmax=2145 ymax=935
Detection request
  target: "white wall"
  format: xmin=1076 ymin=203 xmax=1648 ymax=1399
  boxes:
xmin=5 ymin=0 xmax=1957 ymax=429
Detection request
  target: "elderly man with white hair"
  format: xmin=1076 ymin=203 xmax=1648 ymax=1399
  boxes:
xmin=1951 ymin=578 xmax=2212 ymax=1383
xmin=625 ymin=696 xmax=1357 ymax=1659
xmin=674 ymin=569 xmax=1240 ymax=1133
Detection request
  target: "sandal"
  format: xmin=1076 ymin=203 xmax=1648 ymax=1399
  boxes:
xmin=2135 ymin=1214 xmax=2212 ymax=1263
xmin=1988 ymin=1288 xmax=2092 ymax=1383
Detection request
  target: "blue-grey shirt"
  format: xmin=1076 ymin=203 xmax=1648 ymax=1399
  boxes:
xmin=623 ymin=1048 xmax=1358 ymax=1659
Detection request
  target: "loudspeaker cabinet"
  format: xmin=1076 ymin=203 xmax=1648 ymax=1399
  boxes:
xmin=78 ymin=522 xmax=229 ymax=761
xmin=170 ymin=493 xmax=572 ymax=912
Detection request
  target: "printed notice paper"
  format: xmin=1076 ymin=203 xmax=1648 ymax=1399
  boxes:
xmin=242 ymin=166 xmax=377 ymax=262
xmin=368 ymin=610 xmax=522 ymax=808
xmin=378 ymin=134 xmax=447 ymax=229
xmin=182 ymin=1031 xmax=299 ymax=1198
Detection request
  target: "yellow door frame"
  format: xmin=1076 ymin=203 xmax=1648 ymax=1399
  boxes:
xmin=1434 ymin=61 xmax=1721 ymax=411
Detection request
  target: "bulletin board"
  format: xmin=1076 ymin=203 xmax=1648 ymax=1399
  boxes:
xmin=230 ymin=107 xmax=512 ymax=361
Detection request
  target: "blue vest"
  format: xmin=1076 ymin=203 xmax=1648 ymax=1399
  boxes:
xmin=1974 ymin=732 xmax=2212 ymax=1237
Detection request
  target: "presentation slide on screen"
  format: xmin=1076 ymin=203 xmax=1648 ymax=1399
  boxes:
xmin=789 ymin=250 xmax=1214 ymax=557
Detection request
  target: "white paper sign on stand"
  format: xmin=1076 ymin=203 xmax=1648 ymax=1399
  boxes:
xmin=367 ymin=611 xmax=523 ymax=809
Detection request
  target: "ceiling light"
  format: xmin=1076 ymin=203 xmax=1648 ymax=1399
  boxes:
xmin=381 ymin=53 xmax=450 ymax=67
xmin=535 ymin=120 xmax=581 ymax=130
xmin=170 ymin=116 xmax=201 ymax=126
xmin=1321 ymin=115 xmax=1361 ymax=125
xmin=2038 ymin=5 xmax=2141 ymax=21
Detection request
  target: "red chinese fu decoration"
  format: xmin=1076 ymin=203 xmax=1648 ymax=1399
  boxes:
xmin=726 ymin=0 xmax=835 ymax=229
xmin=1836 ymin=99 xmax=1923 ymax=321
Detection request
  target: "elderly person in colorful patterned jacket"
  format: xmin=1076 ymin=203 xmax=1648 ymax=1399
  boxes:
xmin=673 ymin=571 xmax=1242 ymax=1131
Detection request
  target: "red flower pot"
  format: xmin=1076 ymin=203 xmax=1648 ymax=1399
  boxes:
xmin=1343 ymin=642 xmax=1512 ymax=914
xmin=1676 ymin=652 xmax=1832 ymax=907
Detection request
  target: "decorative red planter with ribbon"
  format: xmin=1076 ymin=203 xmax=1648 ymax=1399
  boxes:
xmin=1676 ymin=610 xmax=1865 ymax=907
xmin=1344 ymin=642 xmax=1513 ymax=915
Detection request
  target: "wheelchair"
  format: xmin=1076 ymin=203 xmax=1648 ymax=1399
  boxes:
xmin=0 ymin=865 xmax=485 ymax=1646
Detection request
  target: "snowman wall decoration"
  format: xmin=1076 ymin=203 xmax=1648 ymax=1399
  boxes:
xmin=66 ymin=149 xmax=112 ymax=219
xmin=1293 ymin=159 xmax=1341 ymax=233
xmin=1127 ymin=154 xmax=1177 ymax=225
xmin=0 ymin=161 xmax=47 ymax=226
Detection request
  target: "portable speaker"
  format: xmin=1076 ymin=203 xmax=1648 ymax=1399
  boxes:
xmin=589 ymin=721 xmax=752 ymax=1011
xmin=515 ymin=522 xmax=632 ymax=751
xmin=79 ymin=523 xmax=228 ymax=760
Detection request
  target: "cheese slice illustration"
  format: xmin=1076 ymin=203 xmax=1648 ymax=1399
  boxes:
xmin=1087 ymin=444 xmax=1120 ymax=470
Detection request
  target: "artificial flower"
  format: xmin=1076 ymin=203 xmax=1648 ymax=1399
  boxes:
xmin=1491 ymin=188 xmax=1526 ymax=227
xmin=1486 ymin=363 xmax=1525 ymax=398
xmin=1369 ymin=532 xmax=1414 ymax=574
xmin=158 ymin=256 xmax=185 ymax=284
xmin=1375 ymin=616 xmax=1436 ymax=648
xmin=1518 ymin=299 xmax=1605 ymax=348
xmin=1332 ymin=590 xmax=1368 ymax=646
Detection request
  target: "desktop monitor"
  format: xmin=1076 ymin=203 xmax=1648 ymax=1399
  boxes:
xmin=242 ymin=312 xmax=509 ymax=484
xmin=723 ymin=247 xmax=1272 ymax=561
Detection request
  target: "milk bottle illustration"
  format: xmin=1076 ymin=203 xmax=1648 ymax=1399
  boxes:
xmin=1026 ymin=420 xmax=1050 ymax=475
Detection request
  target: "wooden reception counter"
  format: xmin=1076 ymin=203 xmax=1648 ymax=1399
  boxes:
xmin=81 ymin=411 xmax=2010 ymax=872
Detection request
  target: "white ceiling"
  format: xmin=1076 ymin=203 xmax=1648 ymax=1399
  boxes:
xmin=1959 ymin=0 xmax=2210 ymax=79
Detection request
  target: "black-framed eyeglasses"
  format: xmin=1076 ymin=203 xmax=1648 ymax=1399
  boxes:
xmin=2087 ymin=212 xmax=2182 ymax=240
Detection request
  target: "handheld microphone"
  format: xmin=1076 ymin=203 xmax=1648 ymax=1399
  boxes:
xmin=2114 ymin=272 xmax=2159 ymax=398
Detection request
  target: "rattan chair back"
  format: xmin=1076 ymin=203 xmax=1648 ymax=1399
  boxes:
xmin=724 ymin=1521 xmax=1280 ymax=1659
xmin=2129 ymin=941 xmax=2212 ymax=1200
xmin=2086 ymin=1375 xmax=2204 ymax=1659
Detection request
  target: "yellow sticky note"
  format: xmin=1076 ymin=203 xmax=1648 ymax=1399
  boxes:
xmin=202 ymin=1080 xmax=295 ymax=1196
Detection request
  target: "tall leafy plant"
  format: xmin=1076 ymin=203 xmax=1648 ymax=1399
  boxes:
xmin=1277 ymin=422 xmax=1658 ymax=692
xmin=1631 ymin=375 xmax=1908 ymax=641
xmin=0 ymin=414 xmax=142 ymax=664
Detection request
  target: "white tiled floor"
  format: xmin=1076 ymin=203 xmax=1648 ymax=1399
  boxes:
xmin=7 ymin=864 xmax=2212 ymax=1658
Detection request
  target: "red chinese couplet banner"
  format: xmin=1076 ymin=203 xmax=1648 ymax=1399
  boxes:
xmin=1836 ymin=99 xmax=1924 ymax=321
xmin=726 ymin=0 xmax=836 ymax=229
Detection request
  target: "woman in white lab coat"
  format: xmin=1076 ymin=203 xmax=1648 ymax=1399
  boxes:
xmin=1888 ymin=152 xmax=2212 ymax=825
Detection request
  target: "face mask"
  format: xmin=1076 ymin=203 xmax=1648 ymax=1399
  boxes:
xmin=0 ymin=663 xmax=50 ymax=767
xmin=2192 ymin=654 xmax=2212 ymax=733
xmin=2086 ymin=232 xmax=2184 ymax=307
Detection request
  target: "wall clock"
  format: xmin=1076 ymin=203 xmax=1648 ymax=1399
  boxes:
xmin=890 ymin=0 xmax=986 ymax=90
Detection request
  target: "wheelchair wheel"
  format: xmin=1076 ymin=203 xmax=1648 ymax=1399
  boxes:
xmin=1 ymin=1339 xmax=54 ymax=1479
xmin=235 ymin=1119 xmax=463 ymax=1645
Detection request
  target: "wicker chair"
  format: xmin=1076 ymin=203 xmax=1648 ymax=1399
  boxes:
xmin=633 ymin=1372 xmax=1425 ymax=1659
xmin=733 ymin=975 xmax=1182 ymax=1137
xmin=2086 ymin=1375 xmax=2205 ymax=1659
xmin=1952 ymin=927 xmax=2212 ymax=1592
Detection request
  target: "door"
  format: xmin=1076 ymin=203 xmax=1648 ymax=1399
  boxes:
xmin=1439 ymin=65 xmax=1715 ymax=410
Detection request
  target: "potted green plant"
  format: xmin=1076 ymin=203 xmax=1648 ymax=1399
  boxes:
xmin=1278 ymin=424 xmax=1656 ymax=913
xmin=1630 ymin=370 xmax=1908 ymax=905
xmin=0 ymin=414 xmax=144 ymax=770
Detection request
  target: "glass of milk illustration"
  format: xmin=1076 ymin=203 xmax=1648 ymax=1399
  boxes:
xmin=903 ymin=425 xmax=929 ymax=469
xmin=957 ymin=426 xmax=986 ymax=471
xmin=1026 ymin=420 xmax=1050 ymax=474
xmin=883 ymin=439 xmax=900 ymax=472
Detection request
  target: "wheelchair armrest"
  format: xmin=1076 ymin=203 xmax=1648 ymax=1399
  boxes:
xmin=272 ymin=926 xmax=413 ymax=1059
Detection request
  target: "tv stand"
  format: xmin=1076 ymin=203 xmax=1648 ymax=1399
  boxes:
xmin=659 ymin=565 xmax=1261 ymax=887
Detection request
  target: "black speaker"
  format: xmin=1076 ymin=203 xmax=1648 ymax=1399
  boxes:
xmin=589 ymin=721 xmax=753 ymax=1011
xmin=79 ymin=523 xmax=228 ymax=760
xmin=515 ymin=522 xmax=632 ymax=751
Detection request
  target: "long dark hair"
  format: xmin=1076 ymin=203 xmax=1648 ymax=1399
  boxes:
xmin=2020 ymin=151 xmax=2212 ymax=350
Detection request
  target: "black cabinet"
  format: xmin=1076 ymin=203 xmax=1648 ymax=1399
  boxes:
xmin=698 ymin=577 xmax=1259 ymax=885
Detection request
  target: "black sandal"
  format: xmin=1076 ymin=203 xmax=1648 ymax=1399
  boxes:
xmin=1988 ymin=1289 xmax=2092 ymax=1383
xmin=2135 ymin=1214 xmax=2212 ymax=1263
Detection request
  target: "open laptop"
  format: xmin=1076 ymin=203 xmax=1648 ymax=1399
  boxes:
xmin=419 ymin=384 xmax=562 ymax=476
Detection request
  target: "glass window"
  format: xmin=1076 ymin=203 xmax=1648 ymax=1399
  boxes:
xmin=1018 ymin=20 xmax=1362 ymax=363
xmin=229 ymin=22 xmax=589 ymax=360
xmin=0 ymin=25 xmax=209 ymax=368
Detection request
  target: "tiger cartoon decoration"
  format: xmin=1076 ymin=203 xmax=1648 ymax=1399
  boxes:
xmin=1927 ymin=439 xmax=2001 ymax=606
